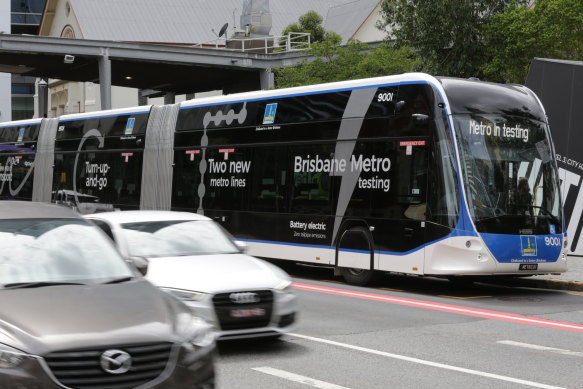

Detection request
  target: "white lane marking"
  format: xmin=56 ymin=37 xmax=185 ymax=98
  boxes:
xmin=498 ymin=340 xmax=583 ymax=357
xmin=253 ymin=366 xmax=351 ymax=389
xmin=288 ymin=333 xmax=565 ymax=389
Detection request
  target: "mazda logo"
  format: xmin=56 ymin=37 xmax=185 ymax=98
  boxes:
xmin=229 ymin=292 xmax=260 ymax=304
xmin=100 ymin=349 xmax=132 ymax=375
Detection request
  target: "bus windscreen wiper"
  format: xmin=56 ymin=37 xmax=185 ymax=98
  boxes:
xmin=2 ymin=281 xmax=86 ymax=289
xmin=531 ymin=205 xmax=561 ymax=227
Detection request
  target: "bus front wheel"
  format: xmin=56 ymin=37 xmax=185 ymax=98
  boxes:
xmin=339 ymin=267 xmax=377 ymax=286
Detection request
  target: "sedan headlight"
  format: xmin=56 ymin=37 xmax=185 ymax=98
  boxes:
xmin=0 ymin=344 xmax=32 ymax=369
xmin=274 ymin=279 xmax=292 ymax=294
xmin=160 ymin=287 xmax=206 ymax=301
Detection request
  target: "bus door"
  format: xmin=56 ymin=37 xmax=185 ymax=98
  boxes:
xmin=333 ymin=136 xmax=429 ymax=274
xmin=375 ymin=137 xmax=429 ymax=274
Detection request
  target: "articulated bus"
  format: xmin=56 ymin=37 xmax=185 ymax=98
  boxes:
xmin=0 ymin=73 xmax=568 ymax=285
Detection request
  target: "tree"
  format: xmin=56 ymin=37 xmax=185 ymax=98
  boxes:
xmin=482 ymin=0 xmax=583 ymax=83
xmin=274 ymin=40 xmax=421 ymax=88
xmin=377 ymin=0 xmax=520 ymax=78
xmin=281 ymin=10 xmax=341 ymax=45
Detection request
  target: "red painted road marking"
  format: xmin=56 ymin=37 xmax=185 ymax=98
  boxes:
xmin=292 ymin=282 xmax=583 ymax=333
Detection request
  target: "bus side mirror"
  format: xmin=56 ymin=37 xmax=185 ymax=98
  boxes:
xmin=413 ymin=113 xmax=429 ymax=123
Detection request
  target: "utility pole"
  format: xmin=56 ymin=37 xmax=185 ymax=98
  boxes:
xmin=0 ymin=0 xmax=11 ymax=122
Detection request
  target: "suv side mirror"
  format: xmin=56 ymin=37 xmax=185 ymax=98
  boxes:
xmin=234 ymin=240 xmax=248 ymax=253
xmin=129 ymin=256 xmax=149 ymax=276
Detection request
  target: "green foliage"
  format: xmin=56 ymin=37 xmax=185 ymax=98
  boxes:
xmin=281 ymin=10 xmax=341 ymax=44
xmin=482 ymin=0 xmax=583 ymax=83
xmin=377 ymin=0 xmax=518 ymax=78
xmin=274 ymin=41 xmax=421 ymax=88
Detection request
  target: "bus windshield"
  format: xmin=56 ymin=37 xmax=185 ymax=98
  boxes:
xmin=454 ymin=114 xmax=562 ymax=235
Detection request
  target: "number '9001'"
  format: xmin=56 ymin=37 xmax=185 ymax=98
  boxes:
xmin=544 ymin=237 xmax=561 ymax=246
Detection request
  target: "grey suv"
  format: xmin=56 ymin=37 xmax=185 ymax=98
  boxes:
xmin=0 ymin=201 xmax=215 ymax=388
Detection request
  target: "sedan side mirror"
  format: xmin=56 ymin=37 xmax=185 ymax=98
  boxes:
xmin=129 ymin=256 xmax=149 ymax=276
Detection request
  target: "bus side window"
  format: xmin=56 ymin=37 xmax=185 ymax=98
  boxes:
xmin=290 ymin=146 xmax=333 ymax=215
xmin=250 ymin=146 xmax=288 ymax=213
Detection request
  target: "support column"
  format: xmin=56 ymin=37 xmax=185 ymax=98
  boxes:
xmin=164 ymin=92 xmax=175 ymax=105
xmin=37 ymin=78 xmax=48 ymax=118
xmin=98 ymin=55 xmax=112 ymax=110
xmin=260 ymin=69 xmax=274 ymax=90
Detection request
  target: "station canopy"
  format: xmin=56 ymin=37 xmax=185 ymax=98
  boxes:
xmin=0 ymin=34 xmax=309 ymax=95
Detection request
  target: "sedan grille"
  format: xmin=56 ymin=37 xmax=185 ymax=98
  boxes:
xmin=43 ymin=342 xmax=173 ymax=389
xmin=212 ymin=290 xmax=273 ymax=330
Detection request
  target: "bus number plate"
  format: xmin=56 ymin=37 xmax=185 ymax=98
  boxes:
xmin=519 ymin=264 xmax=538 ymax=270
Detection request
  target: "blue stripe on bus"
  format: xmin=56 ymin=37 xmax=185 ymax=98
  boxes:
xmin=238 ymin=238 xmax=332 ymax=250
xmin=181 ymin=81 xmax=429 ymax=109
xmin=238 ymin=227 xmax=478 ymax=257
xmin=59 ymin=110 xmax=151 ymax=122
xmin=0 ymin=123 xmax=40 ymax=129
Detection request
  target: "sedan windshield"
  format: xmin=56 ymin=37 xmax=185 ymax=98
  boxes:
xmin=120 ymin=220 xmax=240 ymax=257
xmin=454 ymin=114 xmax=562 ymax=235
xmin=0 ymin=219 xmax=132 ymax=288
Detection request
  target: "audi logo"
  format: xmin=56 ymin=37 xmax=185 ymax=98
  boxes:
xmin=229 ymin=292 xmax=260 ymax=304
xmin=100 ymin=349 xmax=132 ymax=375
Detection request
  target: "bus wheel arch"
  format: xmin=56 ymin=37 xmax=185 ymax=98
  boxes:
xmin=335 ymin=222 xmax=378 ymax=285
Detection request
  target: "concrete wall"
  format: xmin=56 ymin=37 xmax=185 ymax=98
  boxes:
xmin=48 ymin=0 xmax=83 ymax=38
xmin=42 ymin=0 xmax=143 ymax=115
xmin=352 ymin=4 xmax=386 ymax=43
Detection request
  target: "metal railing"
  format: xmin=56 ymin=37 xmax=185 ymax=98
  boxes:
xmin=193 ymin=32 xmax=311 ymax=54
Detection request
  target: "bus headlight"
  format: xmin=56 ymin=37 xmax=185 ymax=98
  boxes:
xmin=477 ymin=252 xmax=489 ymax=263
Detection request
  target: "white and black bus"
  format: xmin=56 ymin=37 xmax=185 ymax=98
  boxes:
xmin=0 ymin=73 xmax=568 ymax=285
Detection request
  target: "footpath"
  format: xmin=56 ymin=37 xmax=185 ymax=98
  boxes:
xmin=500 ymin=256 xmax=583 ymax=292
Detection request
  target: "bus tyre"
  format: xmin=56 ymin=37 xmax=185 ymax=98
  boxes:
xmin=339 ymin=267 xmax=377 ymax=286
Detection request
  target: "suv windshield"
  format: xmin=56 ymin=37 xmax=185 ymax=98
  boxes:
xmin=454 ymin=114 xmax=562 ymax=235
xmin=120 ymin=220 xmax=240 ymax=257
xmin=0 ymin=219 xmax=132 ymax=287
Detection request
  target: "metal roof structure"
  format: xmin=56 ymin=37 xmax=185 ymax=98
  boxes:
xmin=0 ymin=34 xmax=312 ymax=109
xmin=323 ymin=0 xmax=381 ymax=44
xmin=41 ymin=0 xmax=349 ymax=46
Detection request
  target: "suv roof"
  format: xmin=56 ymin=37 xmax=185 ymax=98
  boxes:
xmin=0 ymin=201 xmax=79 ymax=220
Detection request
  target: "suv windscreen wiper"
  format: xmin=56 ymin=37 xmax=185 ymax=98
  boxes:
xmin=102 ymin=276 xmax=134 ymax=284
xmin=2 ymin=281 xmax=86 ymax=289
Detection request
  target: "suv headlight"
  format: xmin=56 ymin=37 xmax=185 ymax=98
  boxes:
xmin=274 ymin=279 xmax=292 ymax=294
xmin=160 ymin=287 xmax=206 ymax=301
xmin=0 ymin=344 xmax=32 ymax=369
xmin=184 ymin=318 xmax=215 ymax=349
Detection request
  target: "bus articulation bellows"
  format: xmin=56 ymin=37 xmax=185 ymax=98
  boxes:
xmin=0 ymin=73 xmax=568 ymax=285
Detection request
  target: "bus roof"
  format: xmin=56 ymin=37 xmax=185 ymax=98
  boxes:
xmin=58 ymin=106 xmax=152 ymax=122
xmin=0 ymin=118 xmax=42 ymax=129
xmin=180 ymin=72 xmax=441 ymax=109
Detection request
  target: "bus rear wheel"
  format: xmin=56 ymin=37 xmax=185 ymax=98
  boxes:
xmin=339 ymin=267 xmax=377 ymax=286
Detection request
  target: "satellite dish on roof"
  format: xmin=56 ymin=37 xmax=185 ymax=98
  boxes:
xmin=218 ymin=23 xmax=229 ymax=38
